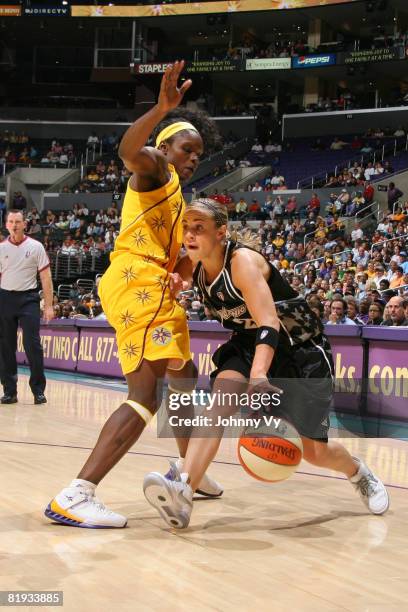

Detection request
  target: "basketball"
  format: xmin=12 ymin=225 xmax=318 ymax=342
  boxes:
xmin=238 ymin=420 xmax=303 ymax=482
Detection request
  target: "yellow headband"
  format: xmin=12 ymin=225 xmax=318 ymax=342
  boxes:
xmin=155 ymin=121 xmax=198 ymax=148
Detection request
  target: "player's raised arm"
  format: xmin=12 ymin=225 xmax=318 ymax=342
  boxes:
xmin=231 ymin=249 xmax=280 ymax=381
xmin=118 ymin=60 xmax=192 ymax=178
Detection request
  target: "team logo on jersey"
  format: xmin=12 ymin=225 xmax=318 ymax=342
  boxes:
xmin=216 ymin=291 xmax=224 ymax=301
xmin=260 ymin=330 xmax=269 ymax=339
xmin=152 ymin=326 xmax=172 ymax=346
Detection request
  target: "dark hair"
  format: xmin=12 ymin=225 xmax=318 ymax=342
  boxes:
xmin=150 ymin=107 xmax=222 ymax=155
xmin=6 ymin=209 xmax=25 ymax=221
xmin=331 ymin=297 xmax=347 ymax=312
xmin=371 ymin=301 xmax=384 ymax=314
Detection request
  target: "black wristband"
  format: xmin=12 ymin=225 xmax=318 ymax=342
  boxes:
xmin=255 ymin=326 xmax=279 ymax=349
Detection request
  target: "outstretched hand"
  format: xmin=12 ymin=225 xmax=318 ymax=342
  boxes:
xmin=169 ymin=272 xmax=189 ymax=297
xmin=157 ymin=60 xmax=192 ymax=113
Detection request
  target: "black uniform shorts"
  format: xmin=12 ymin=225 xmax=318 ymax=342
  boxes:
xmin=210 ymin=332 xmax=334 ymax=442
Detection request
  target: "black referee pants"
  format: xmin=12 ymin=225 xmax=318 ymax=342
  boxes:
xmin=0 ymin=289 xmax=46 ymax=397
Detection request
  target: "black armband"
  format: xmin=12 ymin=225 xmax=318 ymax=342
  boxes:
xmin=255 ymin=326 xmax=279 ymax=349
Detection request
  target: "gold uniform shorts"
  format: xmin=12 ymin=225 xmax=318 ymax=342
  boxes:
xmin=98 ymin=254 xmax=191 ymax=375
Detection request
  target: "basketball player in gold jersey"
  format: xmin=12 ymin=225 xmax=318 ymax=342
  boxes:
xmin=45 ymin=61 xmax=222 ymax=528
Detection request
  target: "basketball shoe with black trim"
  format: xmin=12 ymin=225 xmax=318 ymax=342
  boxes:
xmin=165 ymin=459 xmax=223 ymax=498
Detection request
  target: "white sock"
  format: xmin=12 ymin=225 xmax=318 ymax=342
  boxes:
xmin=70 ymin=478 xmax=96 ymax=489
xmin=349 ymin=457 xmax=368 ymax=482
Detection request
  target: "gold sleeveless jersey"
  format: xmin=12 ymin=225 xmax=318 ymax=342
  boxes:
xmin=98 ymin=164 xmax=190 ymax=375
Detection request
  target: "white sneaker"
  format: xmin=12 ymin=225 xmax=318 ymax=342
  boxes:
xmin=143 ymin=462 xmax=193 ymax=529
xmin=349 ymin=457 xmax=389 ymax=515
xmin=44 ymin=484 xmax=127 ymax=529
xmin=175 ymin=459 xmax=223 ymax=498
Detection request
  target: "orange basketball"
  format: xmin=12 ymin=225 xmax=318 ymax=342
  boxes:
xmin=238 ymin=421 xmax=303 ymax=483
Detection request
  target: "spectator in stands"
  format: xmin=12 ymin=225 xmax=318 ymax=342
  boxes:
xmin=351 ymin=135 xmax=363 ymax=150
xmin=394 ymin=126 xmax=405 ymax=137
xmin=328 ymin=298 xmax=356 ymax=324
xmin=270 ymin=172 xmax=285 ymax=188
xmin=363 ymin=181 xmax=374 ymax=204
xmin=235 ymin=198 xmax=247 ymax=218
xmin=239 ymin=156 xmax=251 ymax=168
xmin=251 ymin=139 xmax=263 ymax=154
xmin=367 ymin=301 xmax=384 ymax=325
xmin=285 ymin=196 xmax=297 ymax=219
xmin=275 ymin=180 xmax=287 ymax=191
xmin=381 ymin=296 xmax=408 ymax=326
xmin=248 ymin=199 xmax=261 ymax=219
xmin=351 ymin=222 xmax=364 ymax=242
xmin=389 ymin=266 xmax=405 ymax=288
xmin=307 ymin=193 xmax=320 ymax=216
xmin=12 ymin=191 xmax=27 ymax=210
xmin=387 ymin=182 xmax=403 ymax=212
xmin=330 ymin=137 xmax=348 ymax=150
xmin=353 ymin=192 xmax=366 ymax=216
xmin=345 ymin=297 xmax=365 ymax=325
xmin=357 ymin=298 xmax=371 ymax=323
xmin=27 ymin=219 xmax=42 ymax=237
xmin=364 ymin=162 xmax=375 ymax=181
xmin=336 ymin=189 xmax=351 ymax=214
xmin=373 ymin=265 xmax=388 ymax=288
xmin=87 ymin=132 xmax=99 ymax=149
xmin=401 ymin=252 xmax=408 ymax=274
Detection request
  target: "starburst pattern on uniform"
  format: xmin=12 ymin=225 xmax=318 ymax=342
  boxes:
xmin=150 ymin=213 xmax=166 ymax=231
xmin=135 ymin=288 xmax=152 ymax=305
xmin=121 ymin=266 xmax=137 ymax=284
xmin=154 ymin=275 xmax=168 ymax=290
xmin=131 ymin=228 xmax=148 ymax=248
xmin=142 ymin=251 xmax=159 ymax=263
xmin=119 ymin=309 xmax=137 ymax=328
xmin=152 ymin=327 xmax=172 ymax=345
xmin=122 ymin=342 xmax=140 ymax=359
xmin=171 ymin=198 xmax=183 ymax=216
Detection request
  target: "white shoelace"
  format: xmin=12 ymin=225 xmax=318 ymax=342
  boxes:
xmin=74 ymin=489 xmax=116 ymax=516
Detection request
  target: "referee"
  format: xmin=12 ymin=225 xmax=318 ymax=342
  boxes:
xmin=0 ymin=209 xmax=54 ymax=404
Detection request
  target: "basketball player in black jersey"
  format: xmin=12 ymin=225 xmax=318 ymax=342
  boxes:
xmin=144 ymin=198 xmax=389 ymax=529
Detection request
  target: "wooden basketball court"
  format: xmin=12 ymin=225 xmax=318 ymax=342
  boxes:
xmin=1 ymin=370 xmax=407 ymax=611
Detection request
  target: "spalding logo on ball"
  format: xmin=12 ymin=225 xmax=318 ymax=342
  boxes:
xmin=238 ymin=420 xmax=303 ymax=483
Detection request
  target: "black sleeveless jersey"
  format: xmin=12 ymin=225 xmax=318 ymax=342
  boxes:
xmin=193 ymin=240 xmax=323 ymax=345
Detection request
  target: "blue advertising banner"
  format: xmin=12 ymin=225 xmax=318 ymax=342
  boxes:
xmin=292 ymin=54 xmax=336 ymax=68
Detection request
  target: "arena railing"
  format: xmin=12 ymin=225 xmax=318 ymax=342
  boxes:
xmin=370 ymin=232 xmax=408 ymax=256
xmin=53 ymin=250 xmax=110 ymax=281
xmin=380 ymin=284 xmax=408 ymax=296
xmin=293 ymin=248 xmax=352 ymax=274
xmin=2 ymin=159 xmax=79 ymax=175
xmin=353 ymin=200 xmax=380 ymax=222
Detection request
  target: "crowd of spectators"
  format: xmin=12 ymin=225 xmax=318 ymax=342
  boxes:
xmin=177 ymin=188 xmax=408 ymax=326
xmin=0 ymin=131 xmax=78 ymax=168
xmin=1 ymin=191 xmax=406 ymax=326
